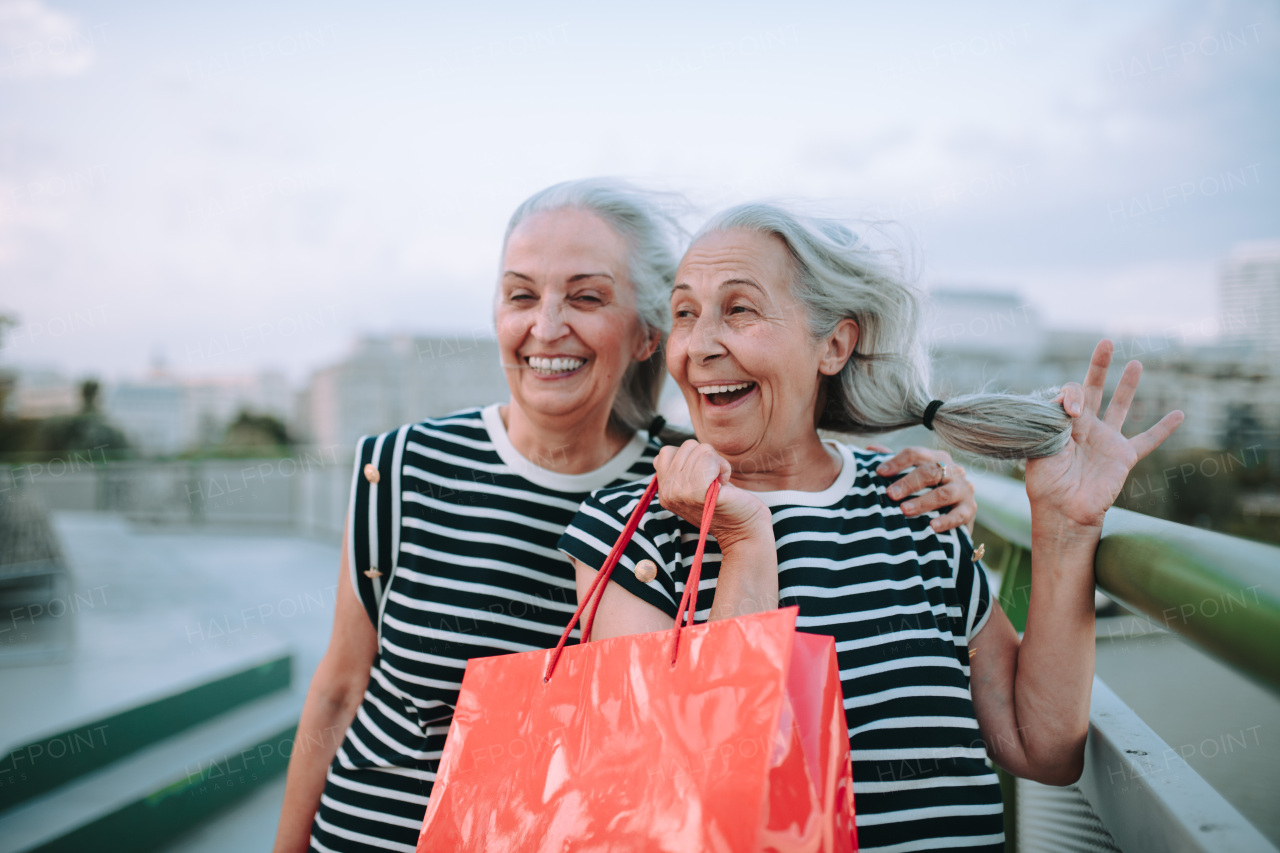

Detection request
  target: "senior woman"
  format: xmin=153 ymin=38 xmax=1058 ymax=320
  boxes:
xmin=272 ymin=183 xmax=972 ymax=853
xmin=561 ymin=204 xmax=1183 ymax=852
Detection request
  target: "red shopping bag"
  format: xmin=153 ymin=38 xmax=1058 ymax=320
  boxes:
xmin=418 ymin=478 xmax=857 ymax=852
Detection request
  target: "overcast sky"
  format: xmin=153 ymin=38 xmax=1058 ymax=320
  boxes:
xmin=1 ymin=0 xmax=1277 ymax=383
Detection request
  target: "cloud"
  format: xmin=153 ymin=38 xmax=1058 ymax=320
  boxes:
xmin=0 ymin=0 xmax=100 ymax=80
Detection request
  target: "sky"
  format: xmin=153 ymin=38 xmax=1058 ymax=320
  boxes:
xmin=1 ymin=0 xmax=1277 ymax=383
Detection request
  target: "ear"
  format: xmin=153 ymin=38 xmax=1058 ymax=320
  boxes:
xmin=634 ymin=327 xmax=662 ymax=363
xmin=818 ymin=319 xmax=858 ymax=376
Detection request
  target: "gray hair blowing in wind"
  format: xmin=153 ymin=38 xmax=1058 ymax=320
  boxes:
xmin=694 ymin=203 xmax=1072 ymax=459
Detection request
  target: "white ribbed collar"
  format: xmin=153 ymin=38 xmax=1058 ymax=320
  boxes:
xmin=751 ymin=442 xmax=858 ymax=507
xmin=481 ymin=403 xmax=649 ymax=494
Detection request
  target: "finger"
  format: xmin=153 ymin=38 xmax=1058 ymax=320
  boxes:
xmin=1103 ymin=360 xmax=1142 ymax=428
xmin=1082 ymin=339 xmax=1114 ymax=415
xmin=887 ymin=465 xmax=932 ymax=500
xmin=670 ymin=438 xmax=700 ymax=471
xmin=692 ymin=442 xmax=733 ymax=485
xmin=902 ymin=483 xmax=961 ymax=517
xmin=1130 ymin=410 xmax=1184 ymax=460
xmin=877 ymin=446 xmax=927 ymax=477
xmin=866 ymin=444 xmax=892 ymax=454
xmin=929 ymin=506 xmax=970 ymax=533
xmin=654 ymin=445 xmax=677 ymax=480
xmin=1059 ymin=382 xmax=1085 ymax=418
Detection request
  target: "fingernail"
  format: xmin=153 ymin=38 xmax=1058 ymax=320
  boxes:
xmin=902 ymin=501 xmax=915 ymax=513
xmin=877 ymin=464 xmax=889 ymax=474
xmin=887 ymin=486 xmax=900 ymax=498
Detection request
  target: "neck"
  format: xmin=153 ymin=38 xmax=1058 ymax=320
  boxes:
xmin=502 ymin=401 xmax=632 ymax=475
xmin=725 ymin=432 xmax=842 ymax=493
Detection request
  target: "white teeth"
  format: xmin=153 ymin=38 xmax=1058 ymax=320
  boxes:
xmin=527 ymin=356 xmax=586 ymax=374
xmin=698 ymin=382 xmax=753 ymax=395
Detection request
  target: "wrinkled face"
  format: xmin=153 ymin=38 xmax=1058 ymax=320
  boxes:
xmin=669 ymin=228 xmax=844 ymax=462
xmin=496 ymin=208 xmax=655 ymax=424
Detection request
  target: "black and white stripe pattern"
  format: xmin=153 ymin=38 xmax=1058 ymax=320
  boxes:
xmin=559 ymin=442 xmax=1003 ymax=853
xmin=310 ymin=406 xmax=660 ymax=853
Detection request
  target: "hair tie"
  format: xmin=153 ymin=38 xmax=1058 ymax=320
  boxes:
xmin=922 ymin=400 xmax=944 ymax=431
xmin=646 ymin=415 xmax=666 ymax=436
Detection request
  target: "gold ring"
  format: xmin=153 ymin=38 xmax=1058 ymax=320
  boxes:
xmin=936 ymin=460 xmax=947 ymax=482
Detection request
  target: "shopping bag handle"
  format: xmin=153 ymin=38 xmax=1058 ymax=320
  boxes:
xmin=544 ymin=477 xmax=720 ymax=682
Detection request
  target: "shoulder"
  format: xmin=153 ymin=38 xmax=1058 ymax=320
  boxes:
xmin=841 ymin=442 xmax=896 ymax=491
xmin=356 ymin=407 xmax=488 ymax=454
xmin=612 ymin=432 xmax=661 ymax=483
xmin=589 ymin=477 xmax=659 ymax=516
xmin=411 ymin=406 xmax=491 ymax=443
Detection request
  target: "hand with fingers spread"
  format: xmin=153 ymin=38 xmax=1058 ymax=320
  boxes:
xmin=869 ymin=445 xmax=977 ymax=533
xmin=1027 ymin=339 xmax=1184 ymax=530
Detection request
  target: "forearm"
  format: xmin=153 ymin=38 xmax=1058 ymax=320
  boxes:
xmin=1009 ymin=514 xmax=1099 ymax=781
xmin=708 ymin=524 xmax=779 ymax=622
xmin=272 ymin=677 xmax=364 ymax=852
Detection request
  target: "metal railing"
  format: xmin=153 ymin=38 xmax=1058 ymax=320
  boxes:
xmin=972 ymin=471 xmax=1279 ymax=853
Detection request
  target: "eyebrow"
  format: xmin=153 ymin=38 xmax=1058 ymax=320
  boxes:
xmin=672 ymin=277 xmax=765 ymax=293
xmin=501 ymin=271 xmax=616 ymax=283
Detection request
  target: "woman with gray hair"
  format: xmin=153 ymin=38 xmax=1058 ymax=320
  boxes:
xmin=273 ymin=184 xmax=972 ymax=852
xmin=562 ymin=202 xmax=1182 ymax=852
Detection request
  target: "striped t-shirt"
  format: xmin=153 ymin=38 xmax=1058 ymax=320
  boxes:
xmin=558 ymin=441 xmax=1002 ymax=853
xmin=309 ymin=406 xmax=661 ymax=853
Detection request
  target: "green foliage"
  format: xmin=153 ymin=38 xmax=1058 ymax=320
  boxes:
xmin=0 ymin=377 xmax=131 ymax=461
xmin=186 ymin=410 xmax=294 ymax=459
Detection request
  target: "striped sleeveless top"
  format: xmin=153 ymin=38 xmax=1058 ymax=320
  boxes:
xmin=309 ymin=406 xmax=660 ymax=853
xmin=558 ymin=442 xmax=1003 ymax=853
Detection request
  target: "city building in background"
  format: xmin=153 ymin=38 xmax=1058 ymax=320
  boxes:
xmin=297 ymin=334 xmax=507 ymax=452
xmin=1219 ymin=240 xmax=1280 ymax=361
xmin=927 ymin=241 xmax=1280 ymax=456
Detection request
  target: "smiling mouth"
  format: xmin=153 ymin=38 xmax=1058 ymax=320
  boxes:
xmin=526 ymin=356 xmax=587 ymax=376
xmin=698 ymin=381 xmax=757 ymax=406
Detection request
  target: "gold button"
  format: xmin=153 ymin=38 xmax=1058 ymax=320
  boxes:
xmin=634 ymin=559 xmax=658 ymax=583
xmin=973 ymin=543 xmax=986 ymax=561
xmin=363 ymin=464 xmax=380 ymax=484
xmin=364 ymin=567 xmax=382 ymax=578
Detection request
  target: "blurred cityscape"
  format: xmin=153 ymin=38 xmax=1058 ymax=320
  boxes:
xmin=3 ymin=239 xmax=1277 ymax=543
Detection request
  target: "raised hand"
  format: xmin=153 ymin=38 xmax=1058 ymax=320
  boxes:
xmin=1025 ymin=340 xmax=1184 ymax=529
xmin=653 ymin=440 xmax=773 ymax=550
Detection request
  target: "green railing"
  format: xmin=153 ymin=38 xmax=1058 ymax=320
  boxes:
xmin=972 ymin=472 xmax=1280 ymax=695
xmin=973 ymin=471 xmax=1280 ymax=853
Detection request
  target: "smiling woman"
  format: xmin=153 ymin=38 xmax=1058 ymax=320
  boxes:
xmin=563 ymin=201 xmax=1184 ymax=852
xmin=271 ymin=179 xmax=684 ymax=853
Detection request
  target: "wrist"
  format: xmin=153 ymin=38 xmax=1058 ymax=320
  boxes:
xmin=714 ymin=512 xmax=774 ymax=554
xmin=1031 ymin=510 xmax=1102 ymax=546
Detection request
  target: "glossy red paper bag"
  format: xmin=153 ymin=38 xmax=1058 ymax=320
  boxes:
xmin=417 ymin=479 xmax=857 ymax=852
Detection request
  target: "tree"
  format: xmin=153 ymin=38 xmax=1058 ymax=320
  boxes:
xmin=218 ymin=410 xmax=293 ymax=454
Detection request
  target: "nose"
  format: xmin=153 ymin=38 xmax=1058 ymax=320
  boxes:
xmin=531 ymin=295 xmax=569 ymax=342
xmin=686 ymin=313 xmax=726 ymax=364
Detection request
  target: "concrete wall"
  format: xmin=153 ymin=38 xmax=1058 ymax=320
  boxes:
xmin=0 ymin=450 xmax=353 ymax=543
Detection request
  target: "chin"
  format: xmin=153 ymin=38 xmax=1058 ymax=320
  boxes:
xmin=690 ymin=424 xmax=752 ymax=458
xmin=520 ymin=386 xmax=598 ymax=419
